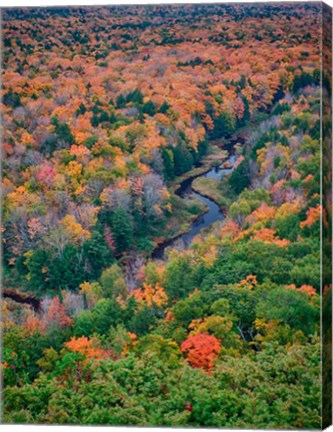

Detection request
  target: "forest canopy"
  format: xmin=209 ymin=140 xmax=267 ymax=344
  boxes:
xmin=1 ymin=2 xmax=327 ymax=428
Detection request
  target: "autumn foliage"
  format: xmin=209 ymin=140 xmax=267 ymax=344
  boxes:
xmin=181 ymin=333 xmax=221 ymax=372
xmin=300 ymin=205 xmax=321 ymax=228
xmin=65 ymin=336 xmax=111 ymax=360
xmin=43 ymin=297 xmax=72 ymax=329
xmin=1 ymin=2 xmax=326 ymax=428
xmin=132 ymin=282 xmax=168 ymax=307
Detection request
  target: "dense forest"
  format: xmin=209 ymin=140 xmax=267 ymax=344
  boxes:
xmin=1 ymin=2 xmax=329 ymax=428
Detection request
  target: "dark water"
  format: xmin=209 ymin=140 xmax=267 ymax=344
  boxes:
xmin=152 ymin=153 xmax=236 ymax=259
xmin=204 ymin=154 xmax=236 ymax=180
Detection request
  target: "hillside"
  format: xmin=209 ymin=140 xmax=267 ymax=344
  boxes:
xmin=1 ymin=3 xmax=326 ymax=427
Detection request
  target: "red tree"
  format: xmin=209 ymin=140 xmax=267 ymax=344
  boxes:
xmin=181 ymin=332 xmax=221 ymax=372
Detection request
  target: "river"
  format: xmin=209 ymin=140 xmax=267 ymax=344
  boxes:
xmin=152 ymin=153 xmax=237 ymax=259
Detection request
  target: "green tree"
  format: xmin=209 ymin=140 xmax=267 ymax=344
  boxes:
xmin=161 ymin=147 xmax=175 ymax=180
xmin=164 ymin=254 xmax=205 ymax=300
xmin=109 ymin=208 xmax=134 ymax=253
xmin=74 ymin=298 xmax=123 ymax=337
xmin=99 ymin=264 xmax=127 ymax=298
xmin=83 ymin=229 xmax=114 ymax=280
xmin=172 ymin=144 xmax=194 ymax=176
xmin=134 ymin=334 xmax=182 ymax=367
xmin=256 ymin=287 xmax=319 ymax=335
xmin=142 ymin=100 xmax=157 ymax=116
xmin=127 ymin=306 xmax=158 ymax=336
xmin=51 ymin=115 xmax=74 ymax=145
xmin=229 ymin=160 xmax=251 ymax=194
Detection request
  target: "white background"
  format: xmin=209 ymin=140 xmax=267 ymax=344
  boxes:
xmin=1 ymin=0 xmax=333 ymax=431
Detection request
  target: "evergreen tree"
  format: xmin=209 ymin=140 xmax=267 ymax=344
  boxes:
xmin=51 ymin=116 xmax=74 ymax=145
xmin=161 ymin=147 xmax=175 ymax=180
xmin=229 ymin=159 xmax=251 ymax=194
xmin=142 ymin=100 xmax=157 ymax=116
xmin=172 ymin=144 xmax=194 ymax=176
xmin=75 ymin=103 xmax=87 ymax=116
xmin=83 ymin=229 xmax=114 ymax=279
xmin=99 ymin=111 xmax=109 ymax=123
xmin=109 ymin=208 xmax=134 ymax=253
xmin=159 ymin=101 xmax=170 ymax=114
xmin=3 ymin=88 xmax=21 ymax=108
xmin=116 ymin=94 xmax=126 ymax=108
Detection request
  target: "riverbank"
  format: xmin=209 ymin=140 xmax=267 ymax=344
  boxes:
xmin=151 ymin=144 xmax=235 ymax=259
xmin=191 ymin=177 xmax=230 ymax=210
xmin=172 ymin=146 xmax=229 ymax=194
xmin=152 ymin=194 xmax=208 ymax=249
xmin=151 ymin=146 xmax=229 ymax=254
xmin=151 ymin=203 xmax=208 ymax=259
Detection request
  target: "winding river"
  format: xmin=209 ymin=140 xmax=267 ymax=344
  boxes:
xmin=6 ymin=148 xmax=238 ymax=305
xmin=152 ymin=152 xmax=237 ymax=259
